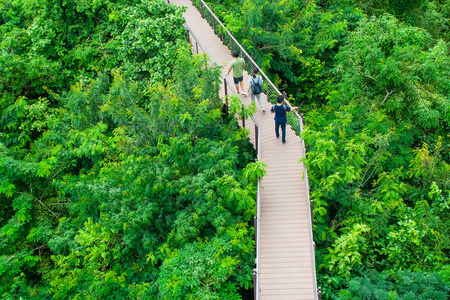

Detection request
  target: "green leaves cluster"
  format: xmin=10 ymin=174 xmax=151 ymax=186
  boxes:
xmin=331 ymin=15 xmax=450 ymax=132
xmin=338 ymin=270 xmax=449 ymax=299
xmin=301 ymin=13 xmax=450 ymax=299
xmin=0 ymin=0 xmax=259 ymax=299
xmin=0 ymin=0 xmax=186 ymax=111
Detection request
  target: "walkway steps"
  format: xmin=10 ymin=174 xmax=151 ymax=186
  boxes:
xmin=171 ymin=0 xmax=316 ymax=298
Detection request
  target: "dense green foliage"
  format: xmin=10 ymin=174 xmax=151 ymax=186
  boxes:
xmin=339 ymin=270 xmax=449 ymax=299
xmin=0 ymin=0 xmax=259 ymax=298
xmin=303 ymin=14 xmax=450 ymax=297
xmin=202 ymin=0 xmax=450 ymax=298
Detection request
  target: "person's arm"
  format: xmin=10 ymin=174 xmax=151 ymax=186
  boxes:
xmin=227 ymin=60 xmax=234 ymax=76
xmin=285 ymin=105 xmax=298 ymax=112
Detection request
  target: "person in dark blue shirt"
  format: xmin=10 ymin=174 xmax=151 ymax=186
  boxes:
xmin=270 ymin=95 xmax=298 ymax=143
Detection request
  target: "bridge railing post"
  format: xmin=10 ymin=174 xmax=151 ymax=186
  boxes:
xmin=212 ymin=8 xmax=216 ymax=34
xmin=242 ymin=104 xmax=245 ymax=128
xmin=253 ymin=269 xmax=257 ymax=300
xmin=199 ymin=1 xmax=204 ymax=18
xmin=223 ymin=78 xmax=229 ymax=116
xmin=253 ymin=216 xmax=257 ymax=246
xmin=251 ymin=52 xmax=256 ymax=71
xmin=255 ymin=125 xmax=259 ymax=155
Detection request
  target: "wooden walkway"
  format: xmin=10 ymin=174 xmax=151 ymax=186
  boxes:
xmin=171 ymin=0 xmax=316 ymax=298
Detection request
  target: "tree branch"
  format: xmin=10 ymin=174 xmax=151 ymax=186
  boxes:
xmin=381 ymin=89 xmax=395 ymax=105
xmin=363 ymin=74 xmax=376 ymax=81
xmin=360 ymin=164 xmax=378 ymax=187
xmin=35 ymin=198 xmax=59 ymax=220
xmin=258 ymin=45 xmax=278 ymax=51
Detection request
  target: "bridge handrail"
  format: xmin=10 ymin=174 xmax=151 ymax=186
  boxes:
xmin=185 ymin=2 xmax=318 ymax=298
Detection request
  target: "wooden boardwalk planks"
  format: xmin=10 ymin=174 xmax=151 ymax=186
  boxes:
xmin=170 ymin=0 xmax=316 ymax=298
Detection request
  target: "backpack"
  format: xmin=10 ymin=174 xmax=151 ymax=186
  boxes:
xmin=251 ymin=77 xmax=262 ymax=95
xmin=272 ymin=104 xmax=287 ymax=112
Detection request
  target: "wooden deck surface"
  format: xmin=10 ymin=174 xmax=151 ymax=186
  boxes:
xmin=171 ymin=0 xmax=316 ymax=298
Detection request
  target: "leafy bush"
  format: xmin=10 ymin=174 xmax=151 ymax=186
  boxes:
xmin=339 ymin=270 xmax=450 ymax=300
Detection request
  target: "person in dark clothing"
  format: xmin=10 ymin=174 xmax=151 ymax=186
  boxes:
xmin=270 ymin=95 xmax=298 ymax=143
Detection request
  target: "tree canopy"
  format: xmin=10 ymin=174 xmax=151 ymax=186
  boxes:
xmin=0 ymin=0 xmax=259 ymax=298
